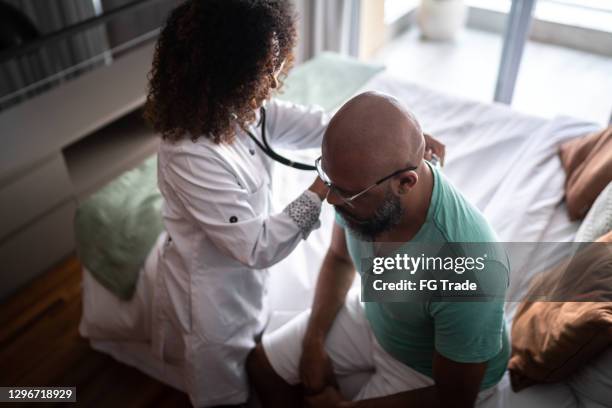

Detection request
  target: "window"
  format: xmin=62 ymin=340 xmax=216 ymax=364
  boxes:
xmin=467 ymin=0 xmax=612 ymax=33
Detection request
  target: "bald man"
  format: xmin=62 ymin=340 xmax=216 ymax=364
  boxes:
xmin=248 ymin=92 xmax=509 ymax=408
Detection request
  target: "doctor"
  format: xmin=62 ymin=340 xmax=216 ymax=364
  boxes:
xmin=144 ymin=1 xmax=329 ymax=406
xmin=143 ymin=1 xmax=445 ymax=407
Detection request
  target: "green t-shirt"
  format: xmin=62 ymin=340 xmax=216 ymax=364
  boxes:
xmin=337 ymin=163 xmax=510 ymax=390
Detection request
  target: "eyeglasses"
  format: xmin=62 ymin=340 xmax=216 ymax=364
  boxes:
xmin=315 ymin=156 xmax=417 ymax=207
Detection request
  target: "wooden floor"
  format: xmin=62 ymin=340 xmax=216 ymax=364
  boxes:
xmin=0 ymin=254 xmax=191 ymax=407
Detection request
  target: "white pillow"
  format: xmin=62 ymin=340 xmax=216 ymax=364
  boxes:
xmin=569 ymin=348 xmax=612 ymax=408
xmin=574 ymin=182 xmax=612 ymax=242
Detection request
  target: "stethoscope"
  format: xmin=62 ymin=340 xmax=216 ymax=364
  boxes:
xmin=244 ymin=107 xmax=317 ymax=171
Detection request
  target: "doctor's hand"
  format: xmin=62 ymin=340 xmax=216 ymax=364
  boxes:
xmin=309 ymin=176 xmax=329 ymax=201
xmin=424 ymin=133 xmax=446 ymax=166
xmin=299 ymin=336 xmax=337 ymax=395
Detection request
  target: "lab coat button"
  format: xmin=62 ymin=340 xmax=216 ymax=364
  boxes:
xmin=249 ymin=148 xmax=255 ymax=155
xmin=229 ymin=216 xmax=238 ymax=223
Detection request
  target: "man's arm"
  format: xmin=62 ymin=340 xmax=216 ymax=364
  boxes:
xmin=300 ymin=223 xmax=355 ymax=393
xmin=342 ymin=351 xmax=486 ymax=408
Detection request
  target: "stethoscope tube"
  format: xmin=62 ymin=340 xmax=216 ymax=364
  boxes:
xmin=244 ymin=107 xmax=317 ymax=171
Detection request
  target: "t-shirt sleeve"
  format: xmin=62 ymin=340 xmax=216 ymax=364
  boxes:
xmin=429 ymin=261 xmax=508 ymax=363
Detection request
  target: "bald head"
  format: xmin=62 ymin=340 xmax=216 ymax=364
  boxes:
xmin=322 ymin=92 xmax=425 ymax=189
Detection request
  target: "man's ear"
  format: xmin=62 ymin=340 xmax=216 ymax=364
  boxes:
xmin=396 ymin=171 xmax=418 ymax=195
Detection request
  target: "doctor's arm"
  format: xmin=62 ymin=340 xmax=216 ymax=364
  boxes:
xmin=423 ymin=133 xmax=446 ymax=166
xmin=265 ymin=99 xmax=328 ymax=150
xmin=165 ymin=149 xmax=326 ymax=269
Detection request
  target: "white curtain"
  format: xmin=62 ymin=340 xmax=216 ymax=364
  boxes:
xmin=292 ymin=0 xmax=361 ymax=63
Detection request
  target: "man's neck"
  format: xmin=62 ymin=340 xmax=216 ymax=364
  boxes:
xmin=377 ymin=162 xmax=434 ymax=244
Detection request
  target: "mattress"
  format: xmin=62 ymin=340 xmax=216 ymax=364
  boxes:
xmin=81 ymin=72 xmax=601 ymax=407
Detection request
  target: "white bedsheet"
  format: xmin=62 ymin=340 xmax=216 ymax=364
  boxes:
xmin=82 ymin=72 xmax=601 ymax=407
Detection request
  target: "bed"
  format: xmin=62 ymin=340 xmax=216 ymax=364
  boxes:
xmin=77 ymin=53 xmax=603 ymax=407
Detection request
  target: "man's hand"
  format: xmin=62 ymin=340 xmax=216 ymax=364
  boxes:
xmin=424 ymin=133 xmax=446 ymax=166
xmin=299 ymin=335 xmax=337 ymax=394
xmin=304 ymin=386 xmax=350 ymax=408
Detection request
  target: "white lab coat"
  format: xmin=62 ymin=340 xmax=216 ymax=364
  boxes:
xmin=151 ymin=99 xmax=328 ymax=407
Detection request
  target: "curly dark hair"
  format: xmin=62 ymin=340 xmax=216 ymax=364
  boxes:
xmin=144 ymin=0 xmax=297 ymax=144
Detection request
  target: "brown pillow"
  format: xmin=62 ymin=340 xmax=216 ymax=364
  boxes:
xmin=559 ymin=126 xmax=612 ymax=221
xmin=509 ymin=235 xmax=612 ymax=391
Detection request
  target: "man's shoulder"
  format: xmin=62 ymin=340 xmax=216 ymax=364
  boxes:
xmin=430 ymin=167 xmax=509 ymax=271
xmin=432 ymin=167 xmax=500 ymax=244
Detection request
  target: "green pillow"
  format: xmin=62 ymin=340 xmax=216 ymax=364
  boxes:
xmin=75 ymin=157 xmax=163 ymax=300
xmin=277 ymin=51 xmax=385 ymax=111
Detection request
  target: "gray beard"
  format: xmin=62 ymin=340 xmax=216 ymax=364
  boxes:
xmin=338 ymin=188 xmax=403 ymax=241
